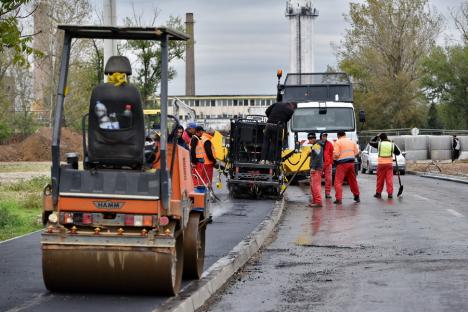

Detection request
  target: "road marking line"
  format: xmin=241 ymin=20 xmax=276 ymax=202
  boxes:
xmin=447 ymin=209 xmax=464 ymax=218
xmin=0 ymin=229 xmax=42 ymax=245
xmin=413 ymin=194 xmax=430 ymax=201
xmin=4 ymin=293 xmax=50 ymax=312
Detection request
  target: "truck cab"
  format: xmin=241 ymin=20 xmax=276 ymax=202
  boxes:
xmin=277 ymin=72 xmax=361 ymax=177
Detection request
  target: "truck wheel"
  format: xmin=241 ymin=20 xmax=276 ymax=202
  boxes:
xmin=183 ymin=212 xmax=206 ymax=279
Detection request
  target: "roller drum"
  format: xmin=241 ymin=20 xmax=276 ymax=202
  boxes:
xmin=183 ymin=212 xmax=206 ymax=279
xmin=42 ymin=234 xmax=183 ymax=295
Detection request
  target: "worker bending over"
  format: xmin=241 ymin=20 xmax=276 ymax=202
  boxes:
xmin=369 ymin=133 xmax=401 ymax=199
xmin=260 ymin=101 xmax=297 ymax=164
xmin=183 ymin=122 xmax=197 ymax=146
xmin=333 ymin=131 xmax=360 ymax=204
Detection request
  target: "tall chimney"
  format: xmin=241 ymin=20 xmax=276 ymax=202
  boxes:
xmin=185 ymin=13 xmax=195 ymax=96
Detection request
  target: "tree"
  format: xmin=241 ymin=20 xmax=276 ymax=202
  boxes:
xmin=426 ymin=102 xmax=442 ymax=129
xmin=0 ymin=0 xmax=38 ymax=66
xmin=123 ymin=8 xmax=185 ymax=105
xmin=421 ymin=45 xmax=468 ymax=129
xmin=452 ymin=1 xmax=468 ymax=44
xmin=32 ymin=0 xmax=93 ymax=125
xmin=337 ymin=0 xmax=442 ymax=129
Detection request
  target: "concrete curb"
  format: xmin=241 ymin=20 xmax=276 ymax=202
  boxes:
xmin=407 ymin=171 xmax=468 ymax=185
xmin=154 ymin=197 xmax=286 ymax=312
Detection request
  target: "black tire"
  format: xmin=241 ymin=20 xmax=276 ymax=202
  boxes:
xmin=183 ymin=212 xmax=206 ymax=280
xmin=361 ymin=166 xmax=366 ymax=174
xmin=400 ymin=170 xmax=406 ymax=175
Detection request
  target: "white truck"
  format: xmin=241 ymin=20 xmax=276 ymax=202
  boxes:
xmin=277 ymin=72 xmax=364 ymax=179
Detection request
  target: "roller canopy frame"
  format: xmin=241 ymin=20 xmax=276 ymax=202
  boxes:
xmin=51 ymin=25 xmax=189 ymax=211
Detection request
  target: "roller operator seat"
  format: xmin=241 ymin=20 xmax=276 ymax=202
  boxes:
xmin=87 ymin=56 xmax=145 ymax=169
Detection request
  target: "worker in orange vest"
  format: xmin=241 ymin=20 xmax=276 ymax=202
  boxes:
xmin=369 ymin=133 xmax=401 ymax=199
xmin=201 ymin=128 xmax=217 ymax=186
xmin=190 ymin=126 xmax=207 ymax=186
xmin=333 ymin=131 xmax=360 ymax=204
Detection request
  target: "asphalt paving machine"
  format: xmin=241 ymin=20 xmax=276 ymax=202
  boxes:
xmin=41 ymin=25 xmax=209 ymax=295
xmin=225 ymin=116 xmax=285 ymax=199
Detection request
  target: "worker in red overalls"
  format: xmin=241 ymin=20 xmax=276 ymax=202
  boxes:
xmin=201 ymin=128 xmax=217 ymax=187
xmin=308 ymin=133 xmax=323 ymax=207
xmin=369 ymin=133 xmax=401 ymax=199
xmin=319 ymin=132 xmax=334 ymax=199
xmin=333 ymin=131 xmax=360 ymax=204
xmin=183 ymin=122 xmax=197 ymax=146
xmin=190 ymin=126 xmax=207 ymax=186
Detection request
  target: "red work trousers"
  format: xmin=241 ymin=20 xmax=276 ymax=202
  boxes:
xmin=310 ymin=169 xmax=323 ymax=204
xmin=323 ymin=163 xmax=332 ymax=196
xmin=192 ymin=163 xmax=208 ymax=186
xmin=334 ymin=162 xmax=360 ymax=201
xmin=204 ymin=163 xmax=214 ymax=186
xmin=376 ymin=163 xmax=393 ymax=195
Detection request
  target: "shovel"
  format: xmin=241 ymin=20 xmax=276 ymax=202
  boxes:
xmin=280 ymin=153 xmax=310 ymax=196
xmin=395 ymin=155 xmax=404 ymax=197
xmin=193 ymin=166 xmax=220 ymax=202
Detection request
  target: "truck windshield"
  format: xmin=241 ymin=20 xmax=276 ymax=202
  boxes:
xmin=291 ymin=107 xmax=355 ymax=132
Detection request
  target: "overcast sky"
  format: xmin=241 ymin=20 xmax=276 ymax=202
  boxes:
xmin=92 ymin=0 xmax=464 ymax=95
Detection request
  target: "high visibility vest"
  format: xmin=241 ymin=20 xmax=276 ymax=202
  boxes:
xmin=202 ymin=133 xmax=217 ymax=165
xmin=378 ymin=141 xmax=394 ymax=164
xmin=334 ymin=137 xmax=357 ymax=162
xmin=195 ymin=136 xmax=205 ymax=160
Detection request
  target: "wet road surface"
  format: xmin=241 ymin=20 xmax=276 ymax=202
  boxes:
xmin=0 ymin=191 xmax=275 ymax=312
xmin=204 ymin=174 xmax=468 ymax=312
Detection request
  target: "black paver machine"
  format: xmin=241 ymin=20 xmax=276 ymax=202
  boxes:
xmin=225 ymin=116 xmax=285 ymax=199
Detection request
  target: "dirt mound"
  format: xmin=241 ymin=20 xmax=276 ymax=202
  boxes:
xmin=407 ymin=161 xmax=468 ymax=177
xmin=0 ymin=127 xmax=82 ymax=161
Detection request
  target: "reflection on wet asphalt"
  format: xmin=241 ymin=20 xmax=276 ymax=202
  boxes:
xmin=204 ymin=174 xmax=468 ymax=312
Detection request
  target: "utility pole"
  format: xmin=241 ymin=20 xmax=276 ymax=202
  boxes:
xmin=103 ymin=0 xmax=117 ymax=76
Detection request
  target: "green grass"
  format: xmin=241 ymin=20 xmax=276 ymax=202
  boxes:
xmin=0 ymin=176 xmax=49 ymax=241
xmin=0 ymin=162 xmax=50 ymax=173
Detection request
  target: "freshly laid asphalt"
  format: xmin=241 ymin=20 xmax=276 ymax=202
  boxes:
xmin=0 ymin=190 xmax=275 ymax=312
xmin=204 ymin=174 xmax=468 ymax=312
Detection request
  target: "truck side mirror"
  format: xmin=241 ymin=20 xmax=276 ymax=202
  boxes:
xmin=359 ymin=110 xmax=366 ymax=123
xmin=295 ymin=141 xmax=301 ymax=152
